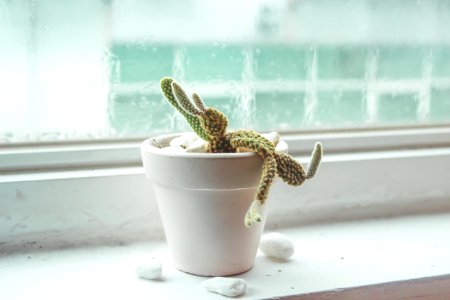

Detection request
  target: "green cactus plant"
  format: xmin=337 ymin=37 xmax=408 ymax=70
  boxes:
xmin=160 ymin=77 xmax=323 ymax=227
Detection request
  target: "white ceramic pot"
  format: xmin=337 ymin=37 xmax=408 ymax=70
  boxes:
xmin=141 ymin=133 xmax=288 ymax=276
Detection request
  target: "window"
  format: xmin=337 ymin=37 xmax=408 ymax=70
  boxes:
xmin=1 ymin=0 xmax=450 ymax=145
xmin=2 ymin=4 xmax=450 ymax=297
xmin=1 ymin=4 xmax=450 ymax=295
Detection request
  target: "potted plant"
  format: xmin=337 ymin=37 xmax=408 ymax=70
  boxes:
xmin=141 ymin=77 xmax=322 ymax=276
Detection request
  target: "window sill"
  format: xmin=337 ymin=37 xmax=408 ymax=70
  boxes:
xmin=2 ymin=146 xmax=450 ymax=250
xmin=1 ymin=213 xmax=450 ymax=300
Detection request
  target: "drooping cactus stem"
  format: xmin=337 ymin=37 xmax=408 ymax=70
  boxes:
xmin=244 ymin=200 xmax=262 ymax=228
xmin=243 ymin=156 xmax=276 ymax=227
xmin=230 ymin=131 xmax=277 ymax=227
xmin=275 ymin=152 xmax=306 ymax=186
xmin=171 ymin=82 xmax=202 ymax=116
xmin=230 ymin=130 xmax=275 ymax=157
xmin=256 ymin=155 xmax=277 ymax=204
xmin=192 ymin=93 xmax=207 ymax=113
xmin=306 ymin=142 xmax=323 ymax=179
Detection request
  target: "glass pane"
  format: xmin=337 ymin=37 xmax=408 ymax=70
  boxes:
xmin=255 ymin=91 xmax=305 ymax=131
xmin=254 ymin=46 xmax=310 ymax=80
xmin=2 ymin=0 xmax=450 ymax=144
xmin=317 ymin=47 xmax=367 ymax=80
xmin=184 ymin=45 xmax=244 ymax=81
xmin=378 ymin=93 xmax=419 ymax=123
xmin=429 ymin=88 xmax=450 ymax=121
xmin=315 ymin=90 xmax=366 ymax=126
xmin=111 ymin=44 xmax=174 ymax=83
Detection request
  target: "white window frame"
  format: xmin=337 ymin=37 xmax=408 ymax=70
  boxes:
xmin=2 ymin=123 xmax=450 ymax=173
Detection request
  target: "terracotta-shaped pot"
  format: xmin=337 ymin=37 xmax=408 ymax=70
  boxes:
xmin=141 ymin=133 xmax=288 ymax=276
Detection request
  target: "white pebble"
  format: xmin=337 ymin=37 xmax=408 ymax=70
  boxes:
xmin=136 ymin=260 xmax=162 ymax=280
xmin=170 ymin=133 xmax=199 ymax=149
xmin=186 ymin=139 xmax=207 ymax=153
xmin=259 ymin=232 xmax=294 ymax=259
xmin=202 ymin=277 xmax=247 ymax=297
xmin=261 ymin=132 xmax=280 ymax=146
xmin=152 ymin=135 xmax=174 ymax=148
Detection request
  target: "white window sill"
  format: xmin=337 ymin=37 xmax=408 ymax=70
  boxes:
xmin=1 ymin=213 xmax=450 ymax=300
xmin=2 ymin=146 xmax=450 ymax=248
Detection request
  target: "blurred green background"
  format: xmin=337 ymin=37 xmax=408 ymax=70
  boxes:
xmin=109 ymin=44 xmax=450 ymax=135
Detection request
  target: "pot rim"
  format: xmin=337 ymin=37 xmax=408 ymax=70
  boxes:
xmin=141 ymin=133 xmax=288 ymax=159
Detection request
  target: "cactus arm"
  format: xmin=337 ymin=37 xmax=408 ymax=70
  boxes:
xmin=306 ymin=142 xmax=323 ymax=179
xmin=275 ymin=142 xmax=322 ymax=185
xmin=230 ymin=130 xmax=275 ymax=155
xmin=160 ymin=77 xmax=210 ymax=141
xmin=192 ymin=93 xmax=207 ymax=113
xmin=171 ymin=82 xmax=202 ymax=116
xmin=229 ymin=131 xmax=277 ymax=227
xmin=160 ymin=77 xmax=188 ymax=116
xmin=274 ymin=152 xmax=307 ymax=186
xmin=244 ymin=156 xmax=276 ymax=227
xmin=229 ymin=131 xmax=276 ymax=203
xmin=201 ymin=108 xmax=229 ymax=141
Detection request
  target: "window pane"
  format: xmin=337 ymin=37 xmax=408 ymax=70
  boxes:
xmin=2 ymin=0 xmax=450 ymax=144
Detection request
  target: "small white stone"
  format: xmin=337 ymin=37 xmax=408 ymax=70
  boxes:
xmin=259 ymin=232 xmax=294 ymax=259
xmin=261 ymin=132 xmax=280 ymax=146
xmin=170 ymin=132 xmax=198 ymax=149
xmin=169 ymin=135 xmax=189 ymax=149
xmin=202 ymin=277 xmax=247 ymax=297
xmin=151 ymin=136 xmax=174 ymax=148
xmin=186 ymin=139 xmax=207 ymax=153
xmin=136 ymin=260 xmax=162 ymax=280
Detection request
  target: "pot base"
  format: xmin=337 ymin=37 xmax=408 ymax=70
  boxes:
xmin=174 ymin=263 xmax=254 ymax=277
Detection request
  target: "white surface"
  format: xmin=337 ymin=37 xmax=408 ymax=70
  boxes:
xmin=1 ymin=214 xmax=450 ymax=300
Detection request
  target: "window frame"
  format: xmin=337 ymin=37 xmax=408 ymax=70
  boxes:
xmin=1 ymin=123 xmax=450 ymax=173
